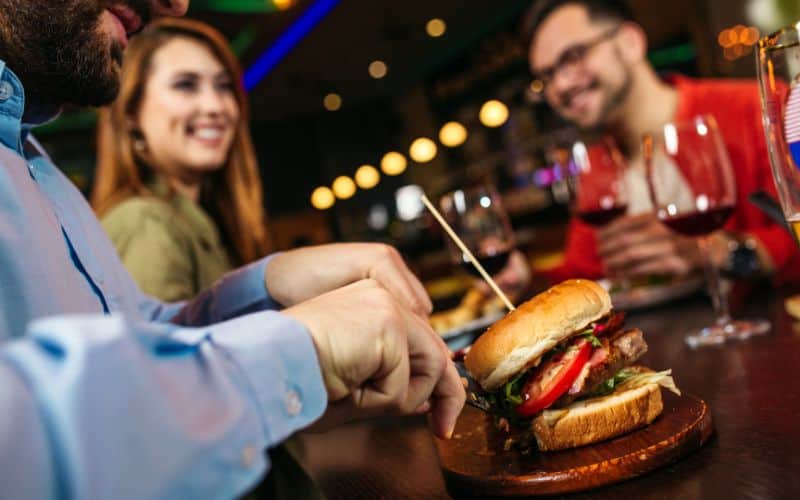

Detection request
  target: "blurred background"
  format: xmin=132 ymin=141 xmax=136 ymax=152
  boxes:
xmin=36 ymin=0 xmax=800 ymax=284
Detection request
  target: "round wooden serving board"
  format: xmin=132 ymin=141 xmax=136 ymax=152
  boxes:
xmin=435 ymin=391 xmax=713 ymax=496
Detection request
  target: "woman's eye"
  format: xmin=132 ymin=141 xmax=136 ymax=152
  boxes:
xmin=216 ymin=81 xmax=235 ymax=92
xmin=173 ymin=80 xmax=197 ymax=91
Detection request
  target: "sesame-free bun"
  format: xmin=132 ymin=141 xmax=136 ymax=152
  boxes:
xmin=464 ymin=280 xmax=612 ymax=391
xmin=531 ymin=383 xmax=663 ymax=451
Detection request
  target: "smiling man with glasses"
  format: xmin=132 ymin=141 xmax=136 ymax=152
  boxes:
xmin=530 ymin=24 xmax=621 ymax=111
xmin=504 ymin=0 xmax=800 ymax=285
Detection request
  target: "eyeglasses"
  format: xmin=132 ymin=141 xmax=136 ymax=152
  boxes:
xmin=531 ymin=26 xmax=621 ymax=89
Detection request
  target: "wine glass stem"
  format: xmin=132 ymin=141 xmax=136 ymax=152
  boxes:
xmin=697 ymin=235 xmax=731 ymax=326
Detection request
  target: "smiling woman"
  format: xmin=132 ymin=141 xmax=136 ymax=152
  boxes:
xmin=91 ymin=18 xmax=271 ymax=301
xmin=91 ymin=20 xmax=325 ymax=497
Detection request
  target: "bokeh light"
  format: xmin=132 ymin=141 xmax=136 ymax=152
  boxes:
xmin=409 ymin=137 xmax=438 ymax=163
xmin=368 ymin=60 xmax=388 ymax=79
xmin=332 ymin=176 xmax=356 ymax=199
xmin=426 ymin=18 xmax=446 ymax=37
xmin=311 ymin=186 xmax=335 ymax=210
xmin=479 ymin=99 xmax=509 ymax=128
xmin=355 ymin=165 xmax=380 ymax=189
xmin=323 ymin=93 xmax=342 ymax=111
xmin=439 ymin=121 xmax=468 ymax=147
xmin=381 ymin=151 xmax=408 ymax=176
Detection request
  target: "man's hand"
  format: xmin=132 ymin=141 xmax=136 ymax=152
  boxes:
xmin=282 ymin=279 xmax=465 ymax=439
xmin=597 ymin=213 xmax=702 ymax=278
xmin=266 ymin=244 xmax=432 ymax=317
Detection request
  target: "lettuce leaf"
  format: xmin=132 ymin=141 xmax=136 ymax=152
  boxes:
xmin=580 ymin=332 xmax=603 ymax=348
xmin=616 ymin=369 xmax=681 ymax=396
xmin=585 ymin=367 xmax=637 ymax=398
xmin=503 ymin=370 xmax=527 ymax=406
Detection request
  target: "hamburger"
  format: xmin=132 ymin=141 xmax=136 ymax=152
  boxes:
xmin=464 ymin=279 xmax=680 ymax=451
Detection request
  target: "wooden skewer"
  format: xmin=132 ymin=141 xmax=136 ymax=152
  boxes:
xmin=421 ymin=194 xmax=516 ymax=312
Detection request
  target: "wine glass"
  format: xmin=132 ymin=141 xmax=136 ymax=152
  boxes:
xmin=644 ymin=115 xmax=771 ymax=347
xmin=757 ymin=26 xmax=800 ymax=246
xmin=439 ymin=184 xmax=516 ymax=279
xmin=556 ymin=137 xmax=630 ymax=290
xmin=560 ymin=137 xmax=629 ymax=227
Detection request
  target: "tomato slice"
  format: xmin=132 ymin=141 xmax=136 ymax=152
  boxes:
xmin=515 ymin=340 xmax=592 ymax=417
xmin=593 ymin=311 xmax=625 ymax=336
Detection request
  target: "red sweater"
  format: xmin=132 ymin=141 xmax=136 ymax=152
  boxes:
xmin=547 ymin=75 xmax=800 ymax=284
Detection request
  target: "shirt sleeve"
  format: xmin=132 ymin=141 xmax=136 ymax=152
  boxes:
xmin=140 ymin=255 xmax=283 ymax=327
xmin=0 ymin=310 xmax=327 ymax=500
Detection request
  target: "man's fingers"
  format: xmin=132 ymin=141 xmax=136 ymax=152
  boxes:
xmin=598 ymin=225 xmax=672 ymax=257
xmin=625 ymin=256 xmax=694 ymax=278
xmin=415 ymin=400 xmax=432 ymax=414
xmin=403 ymin=312 xmax=450 ymax=412
xmin=402 ymin=310 xmax=465 ymax=438
xmin=371 ymin=251 xmax=433 ymax=317
xmin=428 ymin=358 xmax=466 ymax=439
xmin=603 ymin=240 xmax=677 ymax=271
xmin=598 ymin=214 xmax=655 ymax=240
xmin=356 ymin=332 xmax=410 ymax=415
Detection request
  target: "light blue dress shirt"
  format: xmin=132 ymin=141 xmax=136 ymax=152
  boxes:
xmin=0 ymin=61 xmax=327 ymax=499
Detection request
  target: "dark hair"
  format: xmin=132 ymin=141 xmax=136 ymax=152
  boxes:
xmin=522 ymin=0 xmax=634 ymax=47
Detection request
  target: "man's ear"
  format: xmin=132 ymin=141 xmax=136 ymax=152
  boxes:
xmin=616 ymin=21 xmax=648 ymax=64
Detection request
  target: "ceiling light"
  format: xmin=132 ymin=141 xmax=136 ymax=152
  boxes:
xmin=272 ymin=0 xmax=296 ymax=10
xmin=439 ymin=121 xmax=468 ymax=147
xmin=479 ymin=99 xmax=509 ymax=128
xmin=381 ymin=151 xmax=408 ymax=176
xmin=426 ymin=18 xmax=446 ymax=37
xmin=323 ymin=93 xmax=342 ymax=111
xmin=310 ymin=186 xmax=335 ymax=210
xmin=355 ymin=165 xmax=380 ymax=189
xmin=332 ymin=176 xmax=356 ymax=199
xmin=409 ymin=137 xmax=438 ymax=163
xmin=368 ymin=60 xmax=388 ymax=79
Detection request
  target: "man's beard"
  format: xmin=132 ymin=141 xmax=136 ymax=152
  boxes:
xmin=554 ymin=56 xmax=634 ymax=133
xmin=594 ymin=70 xmax=633 ymax=131
xmin=0 ymin=1 xmax=147 ymax=114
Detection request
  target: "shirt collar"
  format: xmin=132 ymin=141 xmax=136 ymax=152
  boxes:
xmin=0 ymin=60 xmax=60 ymax=154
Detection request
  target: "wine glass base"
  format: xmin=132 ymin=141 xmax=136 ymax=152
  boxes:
xmin=685 ymin=318 xmax=771 ymax=348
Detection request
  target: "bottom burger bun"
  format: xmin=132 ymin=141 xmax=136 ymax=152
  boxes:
xmin=531 ymin=383 xmax=663 ymax=451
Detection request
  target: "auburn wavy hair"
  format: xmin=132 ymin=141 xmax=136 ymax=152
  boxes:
xmin=92 ymin=17 xmax=270 ymax=265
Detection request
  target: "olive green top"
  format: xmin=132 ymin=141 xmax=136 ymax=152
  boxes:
xmin=101 ymin=192 xmax=232 ymax=302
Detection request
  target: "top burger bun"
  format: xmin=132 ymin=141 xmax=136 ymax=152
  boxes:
xmin=464 ymin=280 xmax=612 ymax=391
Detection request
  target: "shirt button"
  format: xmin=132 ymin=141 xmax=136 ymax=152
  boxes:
xmin=241 ymin=445 xmax=258 ymax=468
xmin=0 ymin=81 xmax=13 ymax=101
xmin=286 ymin=389 xmax=302 ymax=416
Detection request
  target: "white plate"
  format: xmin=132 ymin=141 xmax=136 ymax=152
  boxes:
xmin=598 ymin=276 xmax=705 ymax=311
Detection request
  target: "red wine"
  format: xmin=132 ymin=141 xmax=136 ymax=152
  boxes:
xmin=577 ymin=205 xmax=628 ymax=227
xmin=459 ymin=250 xmax=511 ymax=277
xmin=659 ymin=205 xmax=734 ymax=236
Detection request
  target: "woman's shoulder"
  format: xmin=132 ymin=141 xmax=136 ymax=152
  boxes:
xmin=102 ymin=196 xmax=174 ymax=221
xmin=100 ymin=196 xmax=182 ymax=236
